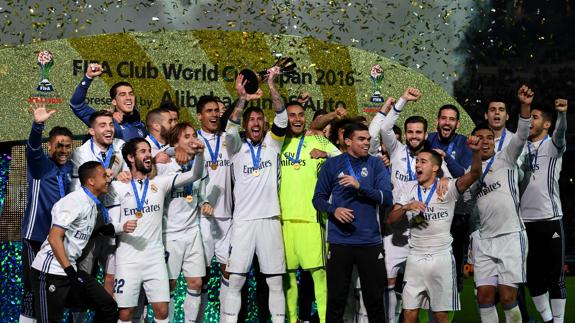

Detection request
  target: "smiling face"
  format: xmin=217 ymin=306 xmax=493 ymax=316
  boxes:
xmin=529 ymin=109 xmax=551 ymax=140
xmin=197 ymin=101 xmax=221 ymax=134
xmin=245 ymin=110 xmax=265 ymax=143
xmin=112 ymin=85 xmax=135 ymax=114
xmin=176 ymin=125 xmax=197 ymax=149
xmin=405 ymin=122 xmax=426 ymax=151
xmin=129 ymin=141 xmax=153 ymax=174
xmin=485 ymin=101 xmax=508 ymax=131
xmin=474 ymin=128 xmax=495 ymax=160
xmin=287 ymin=104 xmax=306 ymax=136
xmin=91 ymin=165 xmax=110 ymax=195
xmin=415 ymin=152 xmax=440 ymax=184
xmin=48 ymin=135 xmax=73 ymax=166
xmin=437 ymin=108 xmax=460 ymax=140
xmin=89 ymin=115 xmax=115 ymax=147
xmin=345 ymin=130 xmax=370 ymax=158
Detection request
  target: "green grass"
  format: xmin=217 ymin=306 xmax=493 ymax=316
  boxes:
xmin=453 ymin=276 xmax=575 ymax=322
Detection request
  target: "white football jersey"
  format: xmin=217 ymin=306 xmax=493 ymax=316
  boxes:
xmin=468 ymin=117 xmax=530 ymax=238
xmin=32 ymin=189 xmax=98 ymax=275
xmin=146 ymin=134 xmax=169 ymax=158
xmin=197 ymin=130 xmax=239 ymax=219
xmin=396 ymin=179 xmax=460 ymax=255
xmin=108 ymin=154 xmax=204 ymax=265
xmin=227 ymin=125 xmax=283 ymax=221
xmin=158 ymin=159 xmax=208 ymax=240
xmin=70 ymin=138 xmax=127 ymax=191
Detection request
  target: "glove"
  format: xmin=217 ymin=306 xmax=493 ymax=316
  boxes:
xmin=409 ymin=212 xmax=429 ymax=229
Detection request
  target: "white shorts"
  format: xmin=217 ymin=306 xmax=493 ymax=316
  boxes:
xmin=200 ymin=217 xmax=232 ymax=264
xmin=383 ymin=234 xmax=409 ymax=279
xmin=403 ymin=250 xmax=460 ymax=312
xmin=165 ymin=229 xmax=206 ymax=280
xmin=114 ymin=258 xmax=170 ymax=307
xmin=473 ymin=230 xmax=528 ymax=287
xmin=227 ymin=217 xmax=286 ymax=275
xmin=105 ymin=253 xmax=115 ymax=276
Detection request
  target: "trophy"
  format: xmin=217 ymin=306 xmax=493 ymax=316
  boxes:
xmin=239 ymin=56 xmax=297 ymax=94
xmin=36 ymin=50 xmax=54 ymax=92
xmin=369 ymin=64 xmax=385 ymax=103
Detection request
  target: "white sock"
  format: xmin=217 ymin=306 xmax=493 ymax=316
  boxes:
xmin=184 ymin=288 xmax=202 ymax=322
xmin=168 ymin=292 xmax=176 ymax=323
xmin=386 ymin=286 xmax=396 ymax=323
xmin=222 ymin=274 xmax=246 ymax=323
xmin=503 ymin=303 xmax=522 ymax=323
xmin=479 ymin=305 xmax=498 ymax=323
xmin=153 ymin=318 xmax=168 ymax=323
xmin=196 ymin=284 xmax=208 ymax=322
xmin=266 ymin=275 xmax=286 ymax=323
xmin=550 ymin=298 xmax=566 ymax=323
xmin=531 ymin=292 xmax=553 ymax=322
xmin=19 ymin=315 xmax=37 ymax=323
xmin=219 ymin=275 xmax=229 ymax=318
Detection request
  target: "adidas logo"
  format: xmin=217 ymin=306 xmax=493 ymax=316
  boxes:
xmin=552 ymin=232 xmax=560 ymax=239
xmin=378 ymin=253 xmax=384 ymax=259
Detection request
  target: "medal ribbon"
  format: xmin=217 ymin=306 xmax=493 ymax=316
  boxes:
xmin=284 ymin=135 xmax=305 ymax=165
xmin=446 ymin=140 xmax=455 ymax=157
xmin=130 ymin=178 xmax=149 ymax=215
xmin=198 ymin=130 xmax=221 ymax=165
xmin=480 ymin=155 xmax=496 ymax=186
xmin=148 ymin=134 xmax=163 ymax=150
xmin=181 ymin=160 xmax=195 ymax=195
xmin=247 ymin=141 xmax=262 ymax=170
xmin=417 ymin=178 xmax=438 ymax=206
xmin=82 ymin=186 xmax=109 ymax=224
xmin=527 ymin=135 xmax=548 ymax=172
xmin=497 ymin=129 xmax=507 ymax=152
xmin=57 ymin=172 xmax=66 ymax=198
xmin=345 ymin=155 xmax=359 ymax=180
xmin=406 ymin=146 xmax=415 ymax=181
xmin=90 ymin=138 xmax=114 ymax=169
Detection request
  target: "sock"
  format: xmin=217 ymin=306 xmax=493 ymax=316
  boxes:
xmin=222 ymin=274 xmax=246 ymax=323
xmin=531 ymin=292 xmax=553 ymax=322
xmin=219 ymin=276 xmax=230 ymax=318
xmin=196 ymin=285 xmax=208 ymax=322
xmin=356 ymin=288 xmax=369 ymax=323
xmin=285 ymin=272 xmax=299 ymax=323
xmin=153 ymin=318 xmax=168 ymax=323
xmin=168 ymin=292 xmax=176 ymax=323
xmin=479 ymin=305 xmax=498 ymax=322
xmin=387 ymin=286 xmax=396 ymax=323
xmin=18 ymin=315 xmax=37 ymax=323
xmin=184 ymin=288 xmax=202 ymax=322
xmin=266 ymin=275 xmax=286 ymax=323
xmin=503 ymin=302 xmax=522 ymax=323
xmin=310 ymin=268 xmax=327 ymax=323
xmin=550 ymin=298 xmax=566 ymax=323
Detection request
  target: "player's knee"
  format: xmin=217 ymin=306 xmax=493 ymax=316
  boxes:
xmin=228 ymin=274 xmax=246 ymax=290
xmin=266 ymin=275 xmax=283 ymax=292
xmin=151 ymin=303 xmax=168 ymax=319
xmin=118 ymin=307 xmax=135 ymax=321
xmin=186 ymin=277 xmax=203 ymax=290
xmin=403 ymin=309 xmax=418 ymax=323
xmin=169 ymin=279 xmax=177 ymax=292
xmin=477 ymin=289 xmax=496 ymax=305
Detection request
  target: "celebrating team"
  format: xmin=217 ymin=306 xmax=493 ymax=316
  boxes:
xmin=19 ymin=62 xmax=568 ymax=323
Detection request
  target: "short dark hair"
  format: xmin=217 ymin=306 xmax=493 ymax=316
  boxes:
xmin=437 ymin=104 xmax=460 ymax=120
xmin=78 ymin=161 xmax=103 ymax=186
xmin=531 ymin=106 xmax=554 ymax=123
xmin=196 ymin=95 xmax=220 ymax=114
xmin=122 ymin=138 xmax=150 ymax=169
xmin=392 ymin=125 xmax=402 ymax=139
xmin=404 ymin=115 xmax=428 ymax=132
xmin=146 ymin=107 xmax=171 ymax=129
xmin=242 ymin=107 xmax=265 ymax=128
xmin=343 ymin=122 xmax=369 ymax=140
xmin=418 ymin=148 xmax=443 ymax=169
xmin=89 ymin=110 xmax=114 ymax=127
xmin=472 ymin=122 xmax=494 ymax=135
xmin=352 ymin=115 xmax=367 ymax=124
xmin=487 ymin=98 xmax=507 ymax=108
xmin=48 ymin=126 xmax=73 ymax=141
xmin=159 ymin=101 xmax=180 ymax=118
xmin=168 ymin=122 xmax=195 ymax=146
xmin=328 ymin=118 xmax=354 ymax=146
xmin=286 ymin=101 xmax=304 ymax=110
xmin=110 ymin=81 xmax=133 ymax=100
xmin=312 ymin=109 xmax=328 ymax=121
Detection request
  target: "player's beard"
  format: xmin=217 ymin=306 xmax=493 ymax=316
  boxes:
xmin=408 ymin=139 xmax=426 ymax=154
xmin=135 ymin=158 xmax=152 ymax=174
xmin=160 ymin=125 xmax=170 ymax=142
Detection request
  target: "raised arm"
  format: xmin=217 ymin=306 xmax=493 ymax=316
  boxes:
xmin=173 ymin=151 xmax=206 ymax=188
xmin=69 ymin=64 xmax=104 ymax=126
xmin=552 ymin=98 xmax=568 ymax=150
xmin=368 ymin=96 xmax=394 ymax=155
xmin=505 ymin=85 xmax=533 ymax=162
xmin=310 ymin=106 xmax=347 ymax=132
xmin=455 ymin=136 xmax=482 ymax=193
xmin=267 ymin=66 xmax=285 ymax=113
xmin=27 ymin=103 xmax=59 ymax=178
